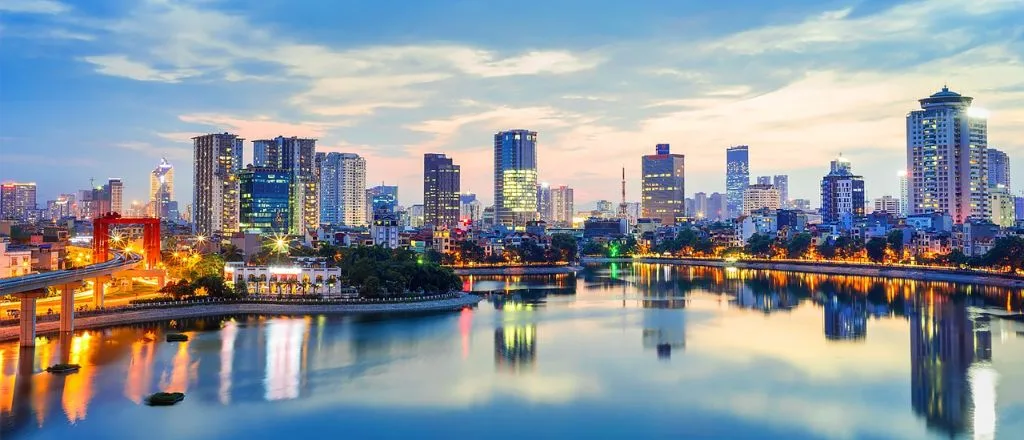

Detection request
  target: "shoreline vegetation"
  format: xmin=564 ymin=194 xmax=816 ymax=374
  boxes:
xmin=582 ymin=256 xmax=1024 ymax=288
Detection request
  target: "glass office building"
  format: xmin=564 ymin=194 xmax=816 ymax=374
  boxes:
xmin=239 ymin=166 xmax=293 ymax=234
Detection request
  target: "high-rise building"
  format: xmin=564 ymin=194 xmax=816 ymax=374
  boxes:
xmin=1015 ymin=196 xmax=1024 ymax=223
xmin=898 ymin=170 xmax=909 ymax=217
xmin=742 ymin=184 xmax=780 ymax=215
xmin=821 ymin=156 xmax=865 ymax=227
xmin=193 ymin=133 xmax=244 ymax=237
xmin=907 ymin=87 xmax=989 ymax=223
xmin=756 ymin=176 xmax=771 ymax=185
xmin=252 ymin=136 xmax=319 ymax=233
xmin=707 ymin=192 xmax=726 ymax=221
xmin=0 ymin=182 xmax=37 ymax=222
xmin=537 ymin=182 xmax=553 ymax=222
xmin=726 ymin=145 xmax=750 ymax=218
xmin=773 ymin=175 xmax=789 ymax=207
xmin=107 ymin=178 xmax=123 ymax=215
xmin=365 ymin=185 xmax=399 ymax=222
xmin=424 ymin=153 xmax=461 ymax=230
xmin=48 ymin=193 xmax=74 ymax=221
xmin=238 ymin=166 xmax=292 ymax=234
xmin=318 ymin=152 xmax=366 ymax=227
xmin=987 ymin=148 xmax=1010 ymax=191
xmin=792 ymin=199 xmax=812 ymax=211
xmin=641 ymin=144 xmax=685 ymax=225
xmin=989 ymin=185 xmax=1015 ymax=228
xmin=550 ymin=185 xmax=574 ymax=227
xmin=494 ymin=129 xmax=538 ymax=227
xmin=693 ymin=192 xmax=708 ymax=219
xmin=872 ymin=195 xmax=900 ymax=215
xmin=460 ymin=193 xmax=483 ymax=225
xmin=149 ymin=157 xmax=175 ymax=219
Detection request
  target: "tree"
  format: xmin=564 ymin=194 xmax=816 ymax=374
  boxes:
xmin=982 ymin=236 xmax=1024 ymax=271
xmin=786 ymin=233 xmax=813 ymax=259
xmin=193 ymin=275 xmax=230 ymax=298
xmin=362 ymin=276 xmax=382 ymax=297
xmin=186 ymin=254 xmax=225 ymax=281
xmin=550 ymin=234 xmax=578 ymax=263
xmin=746 ymin=233 xmax=774 ymax=257
xmin=865 ymin=237 xmax=888 ymax=263
xmin=581 ymin=241 xmax=607 ymax=256
xmin=220 ymin=244 xmax=244 ymax=262
xmin=887 ymin=230 xmax=905 ymax=258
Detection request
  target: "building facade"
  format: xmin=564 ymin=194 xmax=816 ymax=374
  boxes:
xmin=365 ymin=185 xmax=399 ymax=223
xmin=0 ymin=182 xmax=37 ymax=222
xmin=899 ymin=170 xmax=909 ymax=217
xmin=820 ymin=156 xmax=866 ymax=227
xmin=726 ymin=145 xmax=750 ymax=218
xmin=149 ymin=157 xmax=175 ymax=219
xmin=987 ymin=148 xmax=1010 ymax=191
xmin=494 ymin=129 xmax=538 ymax=227
xmin=742 ymin=184 xmax=780 ymax=215
xmin=906 ymin=87 xmax=989 ymax=223
xmin=193 ymin=133 xmax=244 ymax=237
xmin=537 ymin=183 xmax=553 ymax=222
xmin=872 ymin=195 xmax=900 ymax=215
xmin=252 ymin=136 xmax=319 ymax=233
xmin=460 ymin=194 xmax=483 ymax=225
xmin=423 ymin=153 xmax=461 ymax=230
xmin=773 ymin=175 xmax=789 ymax=207
xmin=318 ymin=152 xmax=366 ymax=227
xmin=550 ymin=185 xmax=574 ymax=227
xmin=238 ymin=166 xmax=292 ymax=234
xmin=641 ymin=144 xmax=685 ymax=225
xmin=989 ymin=185 xmax=1015 ymax=228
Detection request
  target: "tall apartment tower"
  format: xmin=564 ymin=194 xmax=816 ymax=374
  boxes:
xmin=898 ymin=170 xmax=909 ymax=217
xmin=423 ymin=153 xmax=461 ymax=230
xmin=252 ymin=136 xmax=319 ymax=233
xmin=550 ymin=185 xmax=574 ymax=227
xmin=987 ymin=148 xmax=1010 ymax=191
xmin=537 ymin=182 xmax=553 ymax=222
xmin=820 ymin=156 xmax=865 ymax=227
xmin=107 ymin=178 xmax=123 ymax=215
xmin=906 ymin=87 xmax=989 ymax=223
xmin=726 ymin=145 xmax=750 ymax=218
xmin=149 ymin=157 xmax=175 ymax=219
xmin=494 ymin=129 xmax=539 ymax=227
xmin=0 ymin=182 xmax=37 ymax=222
xmin=193 ymin=133 xmax=244 ymax=236
xmin=773 ymin=175 xmax=789 ymax=207
xmin=318 ymin=152 xmax=366 ymax=227
xmin=641 ymin=144 xmax=685 ymax=225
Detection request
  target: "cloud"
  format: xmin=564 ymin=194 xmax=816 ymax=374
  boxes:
xmin=114 ymin=141 xmax=190 ymax=160
xmin=81 ymin=55 xmax=200 ymax=83
xmin=177 ymin=113 xmax=339 ymax=140
xmin=0 ymin=153 xmax=96 ymax=167
xmin=0 ymin=0 xmax=69 ymax=14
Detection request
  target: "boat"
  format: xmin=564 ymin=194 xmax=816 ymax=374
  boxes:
xmin=146 ymin=392 xmax=185 ymax=406
xmin=45 ymin=363 xmax=81 ymax=374
xmin=165 ymin=333 xmax=189 ymax=342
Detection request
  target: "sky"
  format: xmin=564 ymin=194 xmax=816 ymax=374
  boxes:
xmin=1 ymin=0 xmax=1023 ymax=210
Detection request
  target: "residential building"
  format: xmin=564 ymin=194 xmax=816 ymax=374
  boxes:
xmin=906 ymin=86 xmax=989 ymax=223
xmin=550 ymin=185 xmax=574 ymax=227
xmin=253 ymin=136 xmax=319 ymax=233
xmin=318 ymin=152 xmax=366 ymax=227
xmin=872 ymin=196 xmax=900 ymax=215
xmin=792 ymin=199 xmax=812 ymax=212
xmin=407 ymin=204 xmax=425 ymax=228
xmin=774 ymin=175 xmax=789 ymax=207
xmin=372 ymin=211 xmax=400 ymax=248
xmin=0 ymin=239 xmax=33 ymax=278
xmin=0 ymin=182 xmax=37 ymax=222
xmin=820 ymin=155 xmax=865 ymax=228
xmin=898 ymin=170 xmax=909 ymax=217
xmin=742 ymin=184 xmax=780 ymax=215
xmin=107 ymin=178 xmax=123 ymax=215
xmin=989 ymin=185 xmax=1015 ymax=228
xmin=149 ymin=157 xmax=175 ymax=219
xmin=641 ymin=143 xmax=685 ymax=225
xmin=987 ymin=148 xmax=1010 ymax=190
xmin=460 ymin=193 xmax=482 ymax=225
xmin=238 ymin=166 xmax=292 ymax=234
xmin=494 ymin=129 xmax=538 ymax=227
xmin=726 ymin=145 xmax=750 ymax=218
xmin=193 ymin=133 xmax=244 ymax=237
xmin=424 ymin=153 xmax=461 ymax=230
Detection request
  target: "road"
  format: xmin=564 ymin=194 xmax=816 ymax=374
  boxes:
xmin=0 ymin=282 xmax=164 ymax=318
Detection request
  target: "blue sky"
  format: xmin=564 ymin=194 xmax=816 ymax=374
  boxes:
xmin=1 ymin=0 xmax=1023 ymax=209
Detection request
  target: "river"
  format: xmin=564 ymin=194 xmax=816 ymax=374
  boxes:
xmin=1 ymin=263 xmax=1022 ymax=439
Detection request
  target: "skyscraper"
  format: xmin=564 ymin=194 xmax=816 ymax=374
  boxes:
xmin=820 ymin=156 xmax=865 ymax=227
xmin=149 ymin=158 xmax=174 ymax=219
xmin=424 ymin=153 xmax=461 ymax=230
xmin=641 ymin=144 xmax=685 ymax=225
xmin=238 ymin=166 xmax=292 ymax=234
xmin=318 ymin=152 xmax=366 ymax=227
xmin=107 ymin=178 xmax=123 ymax=215
xmin=773 ymin=175 xmax=789 ymax=207
xmin=537 ymin=182 xmax=553 ymax=222
xmin=365 ymin=185 xmax=399 ymax=222
xmin=0 ymin=182 xmax=36 ymax=222
xmin=898 ymin=170 xmax=909 ymax=217
xmin=694 ymin=192 xmax=708 ymax=219
xmin=494 ymin=129 xmax=538 ymax=227
xmin=726 ymin=146 xmax=750 ymax=218
xmin=252 ymin=136 xmax=319 ymax=233
xmin=460 ymin=193 xmax=483 ymax=225
xmin=907 ymin=87 xmax=989 ymax=223
xmin=756 ymin=176 xmax=771 ymax=185
xmin=550 ymin=185 xmax=574 ymax=227
xmin=193 ymin=133 xmax=244 ymax=236
xmin=707 ymin=192 xmax=726 ymax=221
xmin=987 ymin=148 xmax=1010 ymax=191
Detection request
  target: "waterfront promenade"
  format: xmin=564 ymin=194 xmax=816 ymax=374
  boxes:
xmin=583 ymin=257 xmax=1024 ymax=289
xmin=0 ymin=293 xmax=482 ymax=342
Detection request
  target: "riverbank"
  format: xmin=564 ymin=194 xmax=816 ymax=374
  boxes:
xmin=582 ymin=257 xmax=1024 ymax=289
xmin=0 ymin=293 xmax=482 ymax=342
xmin=451 ymin=265 xmax=581 ymax=275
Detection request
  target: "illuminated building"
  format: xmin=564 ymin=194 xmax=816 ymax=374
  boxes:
xmin=0 ymin=182 xmax=37 ymax=222
xmin=317 ymin=152 xmax=366 ymax=227
xmin=252 ymin=136 xmax=319 ymax=233
xmin=820 ymin=155 xmax=865 ymax=228
xmin=238 ymin=166 xmax=292 ymax=234
xmin=550 ymin=185 xmax=574 ymax=227
xmin=988 ymin=185 xmax=1015 ymax=228
xmin=774 ymin=175 xmax=789 ymax=207
xmin=365 ymin=185 xmax=398 ymax=223
xmin=224 ymin=262 xmax=341 ymax=292
xmin=726 ymin=145 xmax=750 ymax=218
xmin=494 ymin=129 xmax=538 ymax=227
xmin=106 ymin=178 xmax=123 ymax=215
xmin=423 ymin=153 xmax=461 ymax=230
xmin=459 ymin=193 xmax=482 ymax=224
xmin=193 ymin=133 xmax=244 ymax=237
xmin=641 ymin=144 xmax=685 ymax=225
xmin=906 ymin=87 xmax=989 ymax=223
xmin=986 ymin=148 xmax=1009 ymax=191
xmin=0 ymin=239 xmax=33 ymax=277
xmin=537 ymin=182 xmax=552 ymax=221
xmin=742 ymin=184 xmax=780 ymax=215
xmin=149 ymin=158 xmax=175 ymax=219
xmin=372 ymin=211 xmax=400 ymax=248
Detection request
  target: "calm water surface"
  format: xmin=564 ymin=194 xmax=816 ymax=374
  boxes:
xmin=2 ymin=263 xmax=1023 ymax=439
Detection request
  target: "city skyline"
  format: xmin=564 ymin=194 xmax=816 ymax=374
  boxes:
xmin=1 ymin=1 xmax=1024 ymax=208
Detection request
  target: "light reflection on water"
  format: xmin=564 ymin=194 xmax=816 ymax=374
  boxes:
xmin=0 ymin=263 xmax=1022 ymax=440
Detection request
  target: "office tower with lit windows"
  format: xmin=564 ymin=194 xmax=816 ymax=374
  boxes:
xmin=107 ymin=178 xmax=123 ymax=215
xmin=987 ymin=148 xmax=1010 ymax=190
xmin=318 ymin=152 xmax=366 ymax=227
xmin=494 ymin=129 xmax=539 ymax=227
xmin=365 ymin=185 xmax=399 ymax=222
xmin=821 ymin=156 xmax=865 ymax=227
xmin=550 ymin=185 xmax=574 ymax=227
xmin=252 ymin=136 xmax=319 ymax=233
xmin=726 ymin=145 xmax=750 ymax=218
xmin=424 ymin=153 xmax=461 ymax=230
xmin=898 ymin=170 xmax=909 ymax=217
xmin=238 ymin=166 xmax=292 ymax=234
xmin=906 ymin=87 xmax=989 ymax=223
xmin=641 ymin=144 xmax=685 ymax=225
xmin=537 ymin=183 xmax=553 ymax=222
xmin=742 ymin=184 xmax=780 ymax=215
xmin=773 ymin=175 xmax=789 ymax=207
xmin=149 ymin=157 xmax=175 ymax=219
xmin=0 ymin=182 xmax=37 ymax=222
xmin=193 ymin=133 xmax=244 ymax=236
